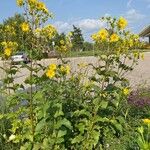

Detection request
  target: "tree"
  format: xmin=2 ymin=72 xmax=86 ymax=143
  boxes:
xmin=83 ymin=41 xmax=93 ymax=51
xmin=70 ymin=25 xmax=84 ymax=51
xmin=0 ymin=13 xmax=26 ymax=53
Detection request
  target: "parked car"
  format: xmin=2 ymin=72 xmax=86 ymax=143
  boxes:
xmin=11 ymin=52 xmax=30 ymax=64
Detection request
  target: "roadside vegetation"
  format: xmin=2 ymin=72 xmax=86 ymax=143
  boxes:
xmin=0 ymin=0 xmax=149 ymax=150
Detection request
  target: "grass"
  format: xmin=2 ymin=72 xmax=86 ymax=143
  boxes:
xmin=65 ymin=50 xmax=101 ymax=57
xmin=63 ymin=49 xmax=150 ymax=58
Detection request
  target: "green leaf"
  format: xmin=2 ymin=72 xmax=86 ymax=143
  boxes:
xmin=33 ymin=143 xmax=41 ymax=150
xmin=100 ymin=100 xmax=108 ymax=109
xmin=71 ymin=135 xmax=84 ymax=144
xmin=94 ymin=116 xmax=109 ymax=123
xmin=91 ymin=129 xmax=100 ymax=147
xmin=54 ymin=110 xmax=64 ymax=118
xmin=57 ymin=130 xmax=67 ymax=138
xmin=111 ymin=119 xmax=123 ymax=133
xmin=0 ymin=114 xmax=4 ymax=120
xmin=55 ymin=118 xmax=72 ymax=130
xmin=55 ymin=137 xmax=64 ymax=144
xmin=73 ymin=109 xmax=91 ymax=118
xmin=34 ymin=91 xmax=43 ymax=101
xmin=35 ymin=119 xmax=45 ymax=133
xmin=76 ymin=123 xmax=86 ymax=134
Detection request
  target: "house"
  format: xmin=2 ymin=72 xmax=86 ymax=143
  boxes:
xmin=139 ymin=25 xmax=150 ymax=43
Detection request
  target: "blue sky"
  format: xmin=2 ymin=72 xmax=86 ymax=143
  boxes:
xmin=0 ymin=0 xmax=150 ymax=41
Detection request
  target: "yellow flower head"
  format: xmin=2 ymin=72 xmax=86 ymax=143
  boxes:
xmin=4 ymin=48 xmax=12 ymax=57
xmin=118 ymin=17 xmax=128 ymax=29
xmin=134 ymin=52 xmax=139 ymax=59
xmin=36 ymin=2 xmax=46 ymax=10
xmin=49 ymin=64 xmax=57 ymax=71
xmin=60 ymin=65 xmax=70 ymax=74
xmin=110 ymin=33 xmax=119 ymax=42
xmin=141 ymin=53 xmax=144 ymax=60
xmin=16 ymin=0 xmax=23 ymax=7
xmin=68 ymin=32 xmax=73 ymax=37
xmin=123 ymin=88 xmax=130 ymax=95
xmin=143 ymin=119 xmax=150 ymax=124
xmin=46 ymin=69 xmax=55 ymax=78
xmin=98 ymin=29 xmax=108 ymax=40
xmin=21 ymin=22 xmax=30 ymax=32
xmin=60 ymin=40 xmax=65 ymax=45
xmin=60 ymin=66 xmax=66 ymax=72
xmin=1 ymin=41 xmax=7 ymax=47
xmin=28 ymin=0 xmax=37 ymax=4
xmin=42 ymin=25 xmax=57 ymax=39
xmin=128 ymin=39 xmax=133 ymax=47
xmin=66 ymin=65 xmax=70 ymax=74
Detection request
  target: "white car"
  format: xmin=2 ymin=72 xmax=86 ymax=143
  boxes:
xmin=11 ymin=52 xmax=29 ymax=64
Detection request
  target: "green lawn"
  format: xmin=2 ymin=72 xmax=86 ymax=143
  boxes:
xmin=63 ymin=49 xmax=150 ymax=58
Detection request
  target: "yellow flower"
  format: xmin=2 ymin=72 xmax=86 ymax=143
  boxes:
xmin=60 ymin=40 xmax=65 ymax=45
xmin=4 ymin=48 xmax=12 ymax=57
xmin=123 ymin=88 xmax=130 ymax=95
xmin=49 ymin=64 xmax=56 ymax=71
xmin=134 ymin=52 xmax=139 ymax=59
xmin=60 ymin=65 xmax=70 ymax=74
xmin=68 ymin=32 xmax=73 ymax=37
xmin=60 ymin=66 xmax=66 ymax=72
xmin=98 ymin=29 xmax=108 ymax=40
xmin=16 ymin=0 xmax=23 ymax=7
xmin=143 ymin=119 xmax=150 ymax=124
xmin=36 ymin=2 xmax=46 ymax=10
xmin=1 ymin=41 xmax=7 ymax=47
xmin=110 ymin=34 xmax=119 ymax=42
xmin=118 ymin=17 xmax=128 ymax=29
xmin=46 ymin=69 xmax=55 ymax=78
xmin=21 ymin=22 xmax=29 ymax=32
xmin=129 ymin=39 xmax=133 ymax=47
xmin=61 ymin=45 xmax=67 ymax=52
xmin=66 ymin=65 xmax=70 ymax=74
xmin=28 ymin=0 xmax=37 ymax=4
xmin=141 ymin=53 xmax=144 ymax=60
xmin=42 ymin=25 xmax=57 ymax=39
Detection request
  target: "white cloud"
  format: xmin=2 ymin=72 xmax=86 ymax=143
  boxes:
xmin=125 ymin=9 xmax=145 ymax=23
xmin=75 ymin=19 xmax=105 ymax=31
xmin=127 ymin=0 xmax=133 ymax=7
xmin=53 ymin=21 xmax=72 ymax=33
xmin=53 ymin=18 xmax=105 ymax=34
xmin=53 ymin=18 xmax=106 ymax=41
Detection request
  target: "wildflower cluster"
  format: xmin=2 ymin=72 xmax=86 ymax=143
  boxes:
xmin=17 ymin=0 xmax=49 ymax=14
xmin=55 ymin=35 xmax=72 ymax=53
xmin=91 ymin=17 xmax=127 ymax=43
xmin=46 ymin=64 xmax=70 ymax=78
xmin=92 ymin=16 xmax=143 ymax=57
xmin=4 ymin=25 xmax=16 ymax=36
xmin=1 ymin=41 xmax=18 ymax=57
xmin=35 ymin=24 xmax=57 ymax=39
xmin=60 ymin=65 xmax=70 ymax=75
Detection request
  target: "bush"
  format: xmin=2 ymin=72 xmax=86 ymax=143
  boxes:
xmin=0 ymin=0 xmax=148 ymax=150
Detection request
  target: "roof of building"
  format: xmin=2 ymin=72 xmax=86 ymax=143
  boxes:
xmin=139 ymin=25 xmax=150 ymax=37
